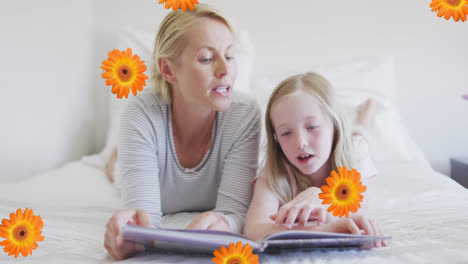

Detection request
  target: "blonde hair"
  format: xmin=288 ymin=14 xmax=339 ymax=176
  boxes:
xmin=152 ymin=4 xmax=235 ymax=104
xmin=264 ymin=72 xmax=355 ymax=204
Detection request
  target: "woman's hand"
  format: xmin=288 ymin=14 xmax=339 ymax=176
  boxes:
xmin=318 ymin=215 xmax=388 ymax=248
xmin=104 ymin=209 xmax=152 ymax=260
xmin=270 ymin=187 xmax=329 ymax=228
xmin=186 ymin=211 xmax=231 ymax=232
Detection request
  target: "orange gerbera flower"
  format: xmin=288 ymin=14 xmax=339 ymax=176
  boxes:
xmin=212 ymin=241 xmax=259 ymax=264
xmin=158 ymin=0 xmax=199 ymax=11
xmin=101 ymin=48 xmax=148 ymax=99
xmin=430 ymin=0 xmax=468 ymax=22
xmin=0 ymin=208 xmax=44 ymax=258
xmin=318 ymin=167 xmax=367 ymax=218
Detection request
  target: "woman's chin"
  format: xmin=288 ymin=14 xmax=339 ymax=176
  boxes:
xmin=211 ymin=98 xmax=232 ymax=112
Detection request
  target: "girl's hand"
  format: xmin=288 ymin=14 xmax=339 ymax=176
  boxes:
xmin=270 ymin=187 xmax=329 ymax=228
xmin=318 ymin=215 xmax=388 ymax=248
xmin=104 ymin=209 xmax=152 ymax=260
xmin=186 ymin=211 xmax=231 ymax=232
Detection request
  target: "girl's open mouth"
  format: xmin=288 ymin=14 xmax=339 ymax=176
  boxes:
xmin=297 ymin=154 xmax=313 ymax=165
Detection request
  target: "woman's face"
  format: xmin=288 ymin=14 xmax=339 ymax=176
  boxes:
xmin=171 ymin=18 xmax=237 ymax=112
xmin=270 ymin=90 xmax=335 ymax=177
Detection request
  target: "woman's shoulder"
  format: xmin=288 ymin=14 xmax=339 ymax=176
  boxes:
xmin=223 ymin=91 xmax=261 ymax=122
xmin=123 ymin=89 xmax=166 ymax=117
xmin=120 ymin=89 xmax=167 ymax=131
xmin=230 ymin=91 xmax=261 ymax=112
xmin=218 ymin=92 xmax=262 ymax=138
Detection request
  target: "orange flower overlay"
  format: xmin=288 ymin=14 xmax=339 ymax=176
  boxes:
xmin=101 ymin=48 xmax=148 ymax=99
xmin=0 ymin=208 xmax=44 ymax=258
xmin=318 ymin=167 xmax=367 ymax=218
xmin=158 ymin=0 xmax=199 ymax=11
xmin=212 ymin=241 xmax=259 ymax=264
xmin=430 ymin=0 xmax=468 ymax=22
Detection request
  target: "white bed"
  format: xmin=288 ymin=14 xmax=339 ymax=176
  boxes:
xmin=1 ymin=158 xmax=467 ymax=263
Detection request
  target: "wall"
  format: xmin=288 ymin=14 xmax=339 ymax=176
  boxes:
xmin=0 ymin=0 xmax=94 ymax=181
xmin=1 ymin=0 xmax=467 ymax=180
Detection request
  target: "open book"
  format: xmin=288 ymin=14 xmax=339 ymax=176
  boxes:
xmin=122 ymin=225 xmax=391 ymax=254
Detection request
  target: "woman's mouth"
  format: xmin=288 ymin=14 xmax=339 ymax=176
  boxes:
xmin=297 ymin=154 xmax=314 ymax=165
xmin=212 ymin=86 xmax=230 ymax=96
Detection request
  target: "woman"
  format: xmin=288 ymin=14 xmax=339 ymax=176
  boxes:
xmin=104 ymin=5 xmax=261 ymax=260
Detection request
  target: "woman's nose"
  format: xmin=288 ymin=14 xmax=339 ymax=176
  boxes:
xmin=215 ymin=57 xmax=228 ymax=78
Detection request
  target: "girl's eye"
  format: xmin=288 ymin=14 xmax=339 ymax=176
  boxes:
xmin=281 ymin=131 xmax=291 ymax=137
xmin=307 ymin=125 xmax=319 ymax=130
xmin=226 ymin=56 xmax=234 ymax=61
xmin=200 ymin=58 xmax=213 ymax=64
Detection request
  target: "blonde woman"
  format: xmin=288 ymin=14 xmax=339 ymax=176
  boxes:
xmin=244 ymin=72 xmax=387 ymax=247
xmin=104 ymin=5 xmax=261 ymax=260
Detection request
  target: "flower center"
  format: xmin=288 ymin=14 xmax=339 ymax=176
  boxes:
xmin=13 ymin=225 xmax=29 ymax=242
xmin=117 ymin=65 xmax=133 ymax=82
xmin=445 ymin=0 xmax=461 ymax=6
xmin=227 ymin=257 xmax=243 ymax=264
xmin=335 ymin=184 xmax=350 ymax=201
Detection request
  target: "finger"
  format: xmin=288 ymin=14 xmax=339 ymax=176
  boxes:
xmin=345 ymin=218 xmax=361 ymax=235
xmin=305 ymin=207 xmax=319 ymax=225
xmin=318 ymin=208 xmax=326 ymax=226
xmin=285 ymin=206 xmax=301 ymax=228
xmin=299 ymin=206 xmax=313 ymax=227
xmin=380 ymin=227 xmax=388 ymax=247
xmin=269 ymin=214 xmax=277 ymax=220
xmin=308 ymin=208 xmax=326 ymax=226
xmin=275 ymin=205 xmax=291 ymax=226
xmin=186 ymin=213 xmax=211 ymax=230
xmin=373 ymin=221 xmax=386 ymax=247
xmin=357 ymin=216 xmax=374 ymax=237
xmin=136 ymin=209 xmax=152 ymax=227
xmin=368 ymin=219 xmax=380 ymax=248
xmin=117 ymin=233 xmax=143 ymax=257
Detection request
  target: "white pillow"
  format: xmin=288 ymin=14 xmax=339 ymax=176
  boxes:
xmin=251 ymin=57 xmax=430 ymax=167
xmin=92 ymin=27 xmax=255 ymax=186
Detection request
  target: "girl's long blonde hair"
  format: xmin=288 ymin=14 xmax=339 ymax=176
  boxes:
xmin=152 ymin=4 xmax=235 ymax=104
xmin=264 ymin=72 xmax=355 ymax=204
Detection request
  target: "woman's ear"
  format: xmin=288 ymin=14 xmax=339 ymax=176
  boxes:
xmin=158 ymin=58 xmax=176 ymax=84
xmin=273 ymin=133 xmax=278 ymax=141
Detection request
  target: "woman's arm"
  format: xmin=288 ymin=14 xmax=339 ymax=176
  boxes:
xmin=118 ymin=101 xmax=163 ymax=228
xmin=211 ymin=102 xmax=262 ymax=233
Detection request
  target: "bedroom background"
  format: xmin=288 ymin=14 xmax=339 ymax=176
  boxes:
xmin=1 ymin=0 xmax=467 ymax=182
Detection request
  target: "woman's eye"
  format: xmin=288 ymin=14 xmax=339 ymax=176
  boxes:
xmin=226 ymin=56 xmax=234 ymax=61
xmin=281 ymin=131 xmax=291 ymax=136
xmin=200 ymin=58 xmax=213 ymax=64
xmin=307 ymin=125 xmax=319 ymax=130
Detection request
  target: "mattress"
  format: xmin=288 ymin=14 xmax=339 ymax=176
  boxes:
xmin=0 ymin=160 xmax=467 ymax=263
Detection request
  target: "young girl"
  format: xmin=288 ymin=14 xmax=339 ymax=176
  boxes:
xmin=244 ymin=72 xmax=387 ymax=247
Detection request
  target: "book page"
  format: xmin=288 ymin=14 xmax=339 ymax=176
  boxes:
xmin=257 ymin=230 xmax=391 ymax=253
xmin=263 ymin=230 xmax=387 ymax=241
xmin=122 ymin=225 xmax=260 ymax=254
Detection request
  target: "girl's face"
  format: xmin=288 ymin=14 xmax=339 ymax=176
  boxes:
xmin=270 ymin=90 xmax=335 ymax=176
xmin=171 ymin=18 xmax=237 ymax=112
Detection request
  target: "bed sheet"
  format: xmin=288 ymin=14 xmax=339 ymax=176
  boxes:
xmin=0 ymin=160 xmax=467 ymax=263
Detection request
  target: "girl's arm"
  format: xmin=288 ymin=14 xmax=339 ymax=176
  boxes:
xmin=245 ymin=179 xmax=386 ymax=247
xmin=244 ymin=178 xmax=320 ymax=241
